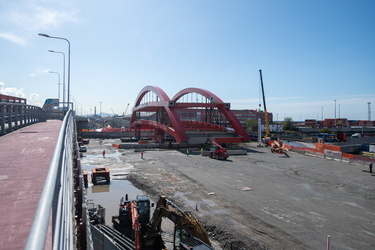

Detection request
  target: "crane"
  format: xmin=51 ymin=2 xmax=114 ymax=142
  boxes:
xmin=124 ymin=103 xmax=130 ymax=116
xmin=259 ymin=69 xmax=270 ymax=138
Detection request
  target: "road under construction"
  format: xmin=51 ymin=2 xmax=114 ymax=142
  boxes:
xmin=82 ymin=138 xmax=375 ymax=250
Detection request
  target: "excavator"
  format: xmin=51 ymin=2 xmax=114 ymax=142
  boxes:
xmin=207 ymin=139 xmax=229 ymax=160
xmin=112 ymin=195 xmax=213 ymax=250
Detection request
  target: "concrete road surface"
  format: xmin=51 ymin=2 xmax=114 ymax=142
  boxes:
xmin=87 ymin=140 xmax=375 ymax=249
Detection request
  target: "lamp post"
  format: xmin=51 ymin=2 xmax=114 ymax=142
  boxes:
xmin=48 ymin=50 xmax=66 ymax=110
xmin=48 ymin=71 xmax=61 ymax=102
xmin=334 ymin=100 xmax=337 ymax=127
xmin=38 ymin=33 xmax=71 ymax=111
xmin=368 ymin=102 xmax=372 ymax=127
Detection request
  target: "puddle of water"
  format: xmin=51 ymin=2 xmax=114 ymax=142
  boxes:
xmin=81 ymin=140 xmax=175 ymax=246
xmin=286 ymin=141 xmax=307 ymax=147
xmin=82 ymin=164 xmax=103 ymax=172
xmin=81 ymin=154 xmax=100 ymax=160
xmin=86 ymin=180 xmax=145 ymax=225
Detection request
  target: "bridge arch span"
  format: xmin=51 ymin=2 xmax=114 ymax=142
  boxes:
xmin=134 ymin=85 xmax=170 ymax=107
xmin=130 ymin=86 xmax=250 ymax=143
xmin=172 ymin=88 xmax=223 ymax=103
xmin=131 ymin=86 xmax=187 ymax=143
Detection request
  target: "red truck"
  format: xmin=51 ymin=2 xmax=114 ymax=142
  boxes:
xmin=208 ymin=139 xmax=229 ymax=160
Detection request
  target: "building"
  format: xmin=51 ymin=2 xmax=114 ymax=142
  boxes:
xmin=230 ymin=109 xmax=273 ymax=126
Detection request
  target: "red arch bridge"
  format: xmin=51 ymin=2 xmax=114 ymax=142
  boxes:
xmin=130 ymin=86 xmax=250 ymax=144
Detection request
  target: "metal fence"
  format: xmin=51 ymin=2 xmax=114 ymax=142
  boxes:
xmin=0 ymin=102 xmax=46 ymax=136
xmin=25 ymin=110 xmax=76 ymax=250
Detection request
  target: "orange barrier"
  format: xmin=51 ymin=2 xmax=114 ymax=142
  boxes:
xmin=315 ymin=143 xmax=341 ymax=153
xmin=286 ymin=142 xmax=375 ymax=162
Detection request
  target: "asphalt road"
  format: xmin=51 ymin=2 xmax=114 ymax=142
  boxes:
xmin=84 ymin=140 xmax=375 ymax=249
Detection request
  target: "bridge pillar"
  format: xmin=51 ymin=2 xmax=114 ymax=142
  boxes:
xmin=154 ymin=128 xmax=165 ymax=143
xmin=134 ymin=125 xmax=141 ymax=139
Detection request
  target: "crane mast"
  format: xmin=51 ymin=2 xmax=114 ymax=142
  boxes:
xmin=259 ymin=69 xmax=270 ymax=138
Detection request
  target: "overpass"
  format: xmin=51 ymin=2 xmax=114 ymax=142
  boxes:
xmin=0 ymin=107 xmax=91 ymax=249
xmin=130 ymin=86 xmax=250 ymax=144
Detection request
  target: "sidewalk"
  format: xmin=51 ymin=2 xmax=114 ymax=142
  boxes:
xmin=0 ymin=120 xmax=62 ymax=249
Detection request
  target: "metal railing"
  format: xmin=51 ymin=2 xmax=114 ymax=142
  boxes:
xmin=25 ymin=110 xmax=76 ymax=250
xmin=0 ymin=101 xmax=46 ymax=136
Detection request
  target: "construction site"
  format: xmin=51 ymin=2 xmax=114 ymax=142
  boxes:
xmin=75 ymin=83 xmax=375 ymax=249
xmin=81 ymin=138 xmax=374 ymax=250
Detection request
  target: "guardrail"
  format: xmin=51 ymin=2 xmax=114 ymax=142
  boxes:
xmin=25 ymin=110 xmax=78 ymax=249
xmin=0 ymin=102 xmax=46 ymax=136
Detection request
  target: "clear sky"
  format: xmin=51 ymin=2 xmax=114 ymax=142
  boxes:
xmin=1 ymin=0 xmax=374 ymax=121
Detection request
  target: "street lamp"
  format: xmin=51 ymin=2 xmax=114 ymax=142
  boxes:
xmin=48 ymin=71 xmax=61 ymax=103
xmin=48 ymin=50 xmax=66 ymax=110
xmin=334 ymin=100 xmax=337 ymax=127
xmin=38 ymin=33 xmax=71 ymax=111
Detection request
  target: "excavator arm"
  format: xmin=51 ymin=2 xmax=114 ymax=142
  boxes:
xmin=144 ymin=196 xmax=211 ymax=248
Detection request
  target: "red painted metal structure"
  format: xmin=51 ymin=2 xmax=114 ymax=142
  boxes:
xmin=0 ymin=94 xmax=27 ymax=104
xmin=130 ymin=86 xmax=250 ymax=143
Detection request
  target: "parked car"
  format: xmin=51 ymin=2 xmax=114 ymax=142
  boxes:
xmin=79 ymin=146 xmax=87 ymax=152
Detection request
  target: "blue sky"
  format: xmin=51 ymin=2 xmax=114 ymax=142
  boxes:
xmin=0 ymin=0 xmax=374 ymax=121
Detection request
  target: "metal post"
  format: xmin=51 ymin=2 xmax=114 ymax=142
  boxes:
xmin=49 ymin=71 xmax=61 ymax=102
xmin=49 ymin=50 xmax=66 ymax=110
xmin=368 ymin=102 xmax=371 ymax=126
xmin=39 ymin=34 xmax=71 ymax=112
xmin=334 ymin=100 xmax=336 ymax=127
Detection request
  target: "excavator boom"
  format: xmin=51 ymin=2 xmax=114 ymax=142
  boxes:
xmin=145 ymin=196 xmax=212 ymax=249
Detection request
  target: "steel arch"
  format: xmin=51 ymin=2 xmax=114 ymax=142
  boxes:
xmin=172 ymin=88 xmax=250 ymax=141
xmin=172 ymin=88 xmax=223 ymax=103
xmin=131 ymin=86 xmax=187 ymax=143
xmin=130 ymin=86 xmax=250 ymax=143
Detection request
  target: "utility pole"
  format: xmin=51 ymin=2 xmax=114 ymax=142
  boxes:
xmin=334 ymin=100 xmax=337 ymax=127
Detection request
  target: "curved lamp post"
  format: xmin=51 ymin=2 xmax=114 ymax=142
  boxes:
xmin=38 ymin=33 xmax=71 ymax=111
xmin=48 ymin=71 xmax=61 ymax=102
xmin=48 ymin=50 xmax=66 ymax=110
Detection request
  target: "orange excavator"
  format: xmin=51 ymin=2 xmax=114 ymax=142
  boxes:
xmin=112 ymin=195 xmax=213 ymax=250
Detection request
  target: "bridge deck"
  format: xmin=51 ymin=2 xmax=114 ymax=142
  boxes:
xmin=0 ymin=120 xmax=62 ymax=249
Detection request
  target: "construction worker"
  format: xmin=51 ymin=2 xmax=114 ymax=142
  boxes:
xmin=186 ymin=149 xmax=189 ymax=156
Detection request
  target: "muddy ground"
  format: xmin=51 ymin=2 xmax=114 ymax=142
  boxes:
xmin=81 ymin=139 xmax=375 ymax=250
